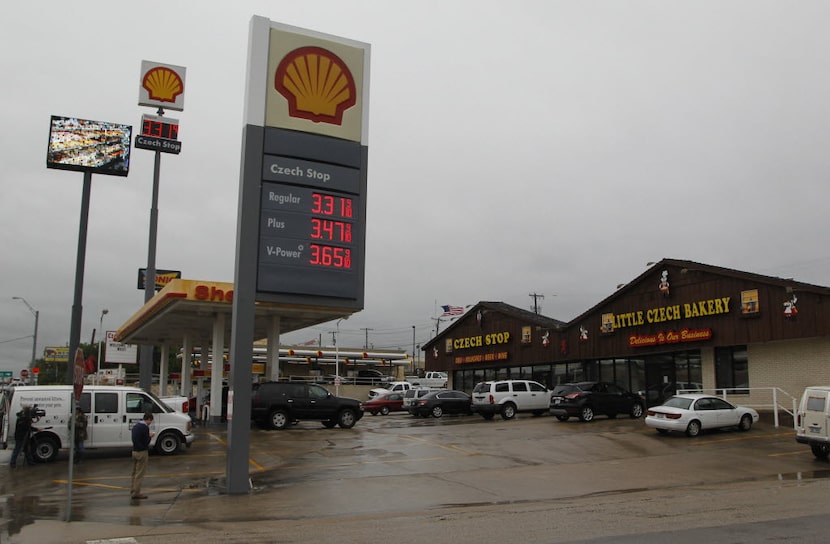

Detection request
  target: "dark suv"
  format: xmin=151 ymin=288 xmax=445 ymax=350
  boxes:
xmin=251 ymin=382 xmax=364 ymax=430
xmin=549 ymin=381 xmax=644 ymax=422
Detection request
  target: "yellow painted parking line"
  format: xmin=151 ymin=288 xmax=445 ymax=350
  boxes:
xmin=769 ymin=450 xmax=812 ymax=457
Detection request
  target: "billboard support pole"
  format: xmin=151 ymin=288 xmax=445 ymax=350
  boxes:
xmin=66 ymin=171 xmax=92 ymax=385
xmin=139 ymin=108 xmax=164 ymax=391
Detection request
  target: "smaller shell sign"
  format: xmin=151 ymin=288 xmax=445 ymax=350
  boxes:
xmin=138 ymin=60 xmax=187 ymax=111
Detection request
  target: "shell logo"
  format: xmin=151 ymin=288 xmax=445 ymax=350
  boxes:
xmin=143 ymin=66 xmax=184 ymax=104
xmin=274 ymin=46 xmax=357 ymax=125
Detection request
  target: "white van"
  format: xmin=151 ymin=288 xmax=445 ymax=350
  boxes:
xmin=795 ymin=386 xmax=830 ymax=459
xmin=0 ymin=385 xmax=194 ymax=462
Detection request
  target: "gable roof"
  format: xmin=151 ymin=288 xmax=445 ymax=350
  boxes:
xmin=423 ymin=301 xmax=565 ymax=349
xmin=564 ymin=257 xmax=830 ymax=328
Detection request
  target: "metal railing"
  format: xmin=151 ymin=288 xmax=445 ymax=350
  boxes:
xmin=677 ymin=387 xmax=798 ymax=429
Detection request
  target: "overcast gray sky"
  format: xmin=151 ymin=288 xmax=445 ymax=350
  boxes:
xmin=3 ymin=1 xmax=830 ymax=375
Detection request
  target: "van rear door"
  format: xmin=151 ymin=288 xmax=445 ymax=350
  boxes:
xmin=802 ymin=390 xmax=829 ymax=439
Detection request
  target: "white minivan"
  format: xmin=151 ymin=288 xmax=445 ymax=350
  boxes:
xmin=1 ymin=385 xmax=194 ymax=462
xmin=795 ymin=385 xmax=830 ymax=459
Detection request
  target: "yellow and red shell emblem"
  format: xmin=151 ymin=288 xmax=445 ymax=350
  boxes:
xmin=143 ymin=67 xmax=184 ymax=104
xmin=274 ymin=46 xmax=357 ymax=125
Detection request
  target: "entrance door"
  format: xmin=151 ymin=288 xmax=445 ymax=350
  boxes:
xmin=644 ymin=355 xmax=676 ymax=407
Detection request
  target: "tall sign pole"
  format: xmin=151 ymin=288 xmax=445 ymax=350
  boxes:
xmin=135 ymin=61 xmax=186 ymax=390
xmin=229 ymin=16 xmax=371 ymax=494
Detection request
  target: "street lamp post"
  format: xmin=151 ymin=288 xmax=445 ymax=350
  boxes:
xmin=95 ymin=309 xmax=109 ymax=385
xmin=12 ymin=297 xmax=38 ymax=378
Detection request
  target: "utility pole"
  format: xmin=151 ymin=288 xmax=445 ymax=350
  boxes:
xmin=529 ymin=292 xmax=545 ymax=314
xmin=361 ymin=328 xmax=373 ymax=349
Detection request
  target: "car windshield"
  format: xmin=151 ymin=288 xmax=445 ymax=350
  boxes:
xmin=662 ymin=396 xmax=694 ymax=410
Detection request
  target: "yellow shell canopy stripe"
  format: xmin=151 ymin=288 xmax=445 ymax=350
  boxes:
xmin=274 ymin=46 xmax=357 ymax=125
xmin=143 ymin=67 xmax=184 ymax=103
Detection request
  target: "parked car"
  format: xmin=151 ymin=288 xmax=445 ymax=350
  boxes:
xmin=644 ymin=394 xmax=758 ymax=437
xmin=368 ymin=381 xmax=413 ymax=399
xmin=638 ymin=382 xmax=703 ymax=406
xmin=355 ymin=369 xmax=392 ymax=385
xmin=550 ymin=381 xmax=644 ymax=422
xmin=403 ymin=387 xmax=437 ymax=412
xmin=471 ymin=380 xmax=551 ymax=420
xmin=251 ymin=382 xmax=364 ymax=430
xmin=411 ymin=390 xmax=472 ymax=418
xmin=361 ymin=392 xmax=405 ymax=415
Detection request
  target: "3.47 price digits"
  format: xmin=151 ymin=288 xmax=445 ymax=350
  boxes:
xmin=309 ymin=244 xmax=352 ymax=269
xmin=311 ymin=193 xmax=353 ymax=218
xmin=311 ymin=218 xmax=352 ymax=242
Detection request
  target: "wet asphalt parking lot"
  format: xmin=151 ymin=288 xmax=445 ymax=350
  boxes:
xmin=2 ymin=409 xmax=830 ymax=543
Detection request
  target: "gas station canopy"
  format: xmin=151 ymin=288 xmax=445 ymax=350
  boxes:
xmin=116 ymin=279 xmax=353 ymax=346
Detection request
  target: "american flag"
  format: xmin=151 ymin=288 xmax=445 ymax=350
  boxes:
xmin=441 ymin=305 xmax=464 ymax=316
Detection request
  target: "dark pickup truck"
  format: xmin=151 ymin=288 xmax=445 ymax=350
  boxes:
xmin=251 ymin=382 xmax=364 ymax=430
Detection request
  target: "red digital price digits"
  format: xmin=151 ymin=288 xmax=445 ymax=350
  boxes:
xmin=311 ymin=193 xmax=353 ymax=218
xmin=310 ymin=218 xmax=352 ymax=242
xmin=309 ymin=244 xmax=352 ymax=268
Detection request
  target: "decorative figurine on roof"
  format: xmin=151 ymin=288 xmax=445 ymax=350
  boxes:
xmin=579 ymin=325 xmax=588 ymax=342
xmin=433 ymin=346 xmax=439 ymax=358
xmin=476 ymin=309 xmax=483 ymax=327
xmin=542 ymin=331 xmax=550 ymax=347
xmin=659 ymin=270 xmax=670 ymax=297
xmin=784 ymin=294 xmax=798 ymax=318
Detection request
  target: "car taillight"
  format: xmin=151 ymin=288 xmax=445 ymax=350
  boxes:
xmin=666 ymin=413 xmax=682 ymax=419
xmin=417 ymin=400 xmax=427 ymax=406
xmin=647 ymin=410 xmax=656 ymax=416
xmin=489 ymin=394 xmax=495 ymax=404
xmin=565 ymin=393 xmax=583 ymax=399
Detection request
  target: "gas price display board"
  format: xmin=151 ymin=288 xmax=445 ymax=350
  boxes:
xmin=256 ymin=133 xmax=366 ymax=303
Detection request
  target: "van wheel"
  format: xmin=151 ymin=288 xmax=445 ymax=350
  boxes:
xmin=269 ymin=409 xmax=289 ymax=430
xmin=31 ymin=436 xmax=59 ymax=463
xmin=338 ymin=409 xmax=357 ymax=429
xmin=501 ymin=403 xmax=516 ymax=420
xmin=156 ymin=431 xmax=181 ymax=455
xmin=738 ymin=414 xmax=753 ymax=431
xmin=810 ymin=443 xmax=830 ymax=460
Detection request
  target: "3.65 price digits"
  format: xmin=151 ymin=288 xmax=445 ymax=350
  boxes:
xmin=309 ymin=244 xmax=352 ymax=268
xmin=311 ymin=193 xmax=353 ymax=218
xmin=311 ymin=218 xmax=352 ymax=242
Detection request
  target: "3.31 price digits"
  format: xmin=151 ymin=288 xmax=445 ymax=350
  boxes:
xmin=311 ymin=193 xmax=353 ymax=218
xmin=309 ymin=244 xmax=351 ymax=268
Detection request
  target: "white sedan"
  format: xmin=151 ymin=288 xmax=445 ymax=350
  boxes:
xmin=645 ymin=394 xmax=759 ymax=437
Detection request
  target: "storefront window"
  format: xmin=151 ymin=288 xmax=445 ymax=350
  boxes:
xmin=629 ymin=358 xmax=645 ymax=397
xmin=553 ymin=363 xmax=568 ymax=385
xmin=532 ymin=365 xmax=552 ymax=388
xmin=599 ymin=359 xmax=614 ymax=383
xmin=614 ymin=358 xmax=631 ymax=391
xmin=715 ymin=345 xmax=749 ymax=394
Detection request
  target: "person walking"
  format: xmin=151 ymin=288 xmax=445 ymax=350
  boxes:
xmin=130 ymin=412 xmax=154 ymax=500
xmin=70 ymin=406 xmax=88 ymax=463
xmin=9 ymin=405 xmax=34 ymax=468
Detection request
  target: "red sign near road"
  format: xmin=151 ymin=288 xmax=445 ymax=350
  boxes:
xmin=20 ymin=369 xmax=29 ymax=378
xmin=73 ymin=348 xmax=85 ymax=401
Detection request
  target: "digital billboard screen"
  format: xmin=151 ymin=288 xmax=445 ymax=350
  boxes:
xmin=46 ymin=115 xmax=132 ymax=177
